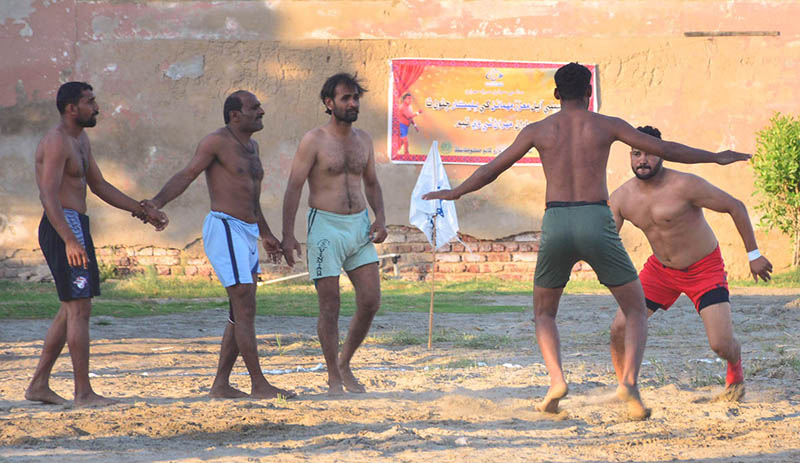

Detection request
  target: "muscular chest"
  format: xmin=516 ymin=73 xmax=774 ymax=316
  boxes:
xmin=66 ymin=139 xmax=88 ymax=178
xmin=223 ymin=151 xmax=263 ymax=181
xmin=319 ymin=141 xmax=368 ymax=176
xmin=626 ymin=195 xmax=694 ymax=231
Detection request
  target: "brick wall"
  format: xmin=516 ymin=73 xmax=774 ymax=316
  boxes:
xmin=0 ymin=225 xmax=598 ymax=283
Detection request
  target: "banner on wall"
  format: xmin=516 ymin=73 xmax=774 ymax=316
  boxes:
xmin=388 ymin=59 xmax=597 ymax=165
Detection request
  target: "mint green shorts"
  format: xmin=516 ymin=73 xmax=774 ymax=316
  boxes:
xmin=307 ymin=208 xmax=379 ymax=280
xmin=534 ymin=202 xmax=638 ymax=288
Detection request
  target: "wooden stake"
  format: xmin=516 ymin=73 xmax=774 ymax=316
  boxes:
xmin=428 ymin=215 xmax=436 ymax=350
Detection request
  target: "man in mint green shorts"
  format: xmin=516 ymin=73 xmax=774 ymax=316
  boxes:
xmin=425 ymin=62 xmax=750 ymax=420
xmin=306 ymin=208 xmax=379 ymax=280
xmin=282 ymin=73 xmax=387 ymax=396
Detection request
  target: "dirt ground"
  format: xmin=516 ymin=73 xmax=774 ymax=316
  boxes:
xmin=1 ymin=288 xmax=799 ymax=463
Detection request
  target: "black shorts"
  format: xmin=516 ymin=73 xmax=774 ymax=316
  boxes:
xmin=39 ymin=210 xmax=101 ymax=301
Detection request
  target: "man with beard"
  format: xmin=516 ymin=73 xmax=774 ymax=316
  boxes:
xmin=28 ymin=81 xmax=167 ymax=406
xmin=423 ymin=63 xmax=750 ymax=420
xmin=281 ymin=73 xmax=387 ymax=395
xmin=144 ymin=90 xmax=295 ymax=399
xmin=609 ymin=125 xmax=772 ymax=402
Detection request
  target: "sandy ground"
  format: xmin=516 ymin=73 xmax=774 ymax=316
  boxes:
xmin=1 ymin=288 xmax=799 ymax=463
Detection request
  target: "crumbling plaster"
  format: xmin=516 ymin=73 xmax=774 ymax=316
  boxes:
xmin=1 ymin=0 xmax=798 ymax=278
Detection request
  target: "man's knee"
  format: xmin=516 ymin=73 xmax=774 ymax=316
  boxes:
xmin=708 ymin=336 xmax=737 ymax=358
xmin=64 ymin=299 xmax=92 ymax=321
xmin=610 ymin=314 xmax=626 ymax=340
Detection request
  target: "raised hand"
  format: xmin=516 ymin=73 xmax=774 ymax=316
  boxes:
xmin=716 ymin=150 xmax=752 ymax=165
xmin=750 ymin=255 xmax=773 ymax=283
xmin=422 ymin=189 xmax=460 ymax=201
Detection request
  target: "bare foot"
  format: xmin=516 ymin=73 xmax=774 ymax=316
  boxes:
xmin=327 ymin=381 xmax=346 ymax=397
xmin=535 ymin=382 xmax=568 ymax=413
xmin=25 ymin=385 xmax=67 ymax=405
xmin=338 ymin=363 xmax=366 ymax=393
xmin=74 ymin=392 xmax=119 ymax=408
xmin=209 ymin=384 xmax=249 ymax=399
xmin=712 ymin=383 xmax=745 ymax=402
xmin=616 ymin=384 xmax=651 ymax=421
xmin=251 ymin=384 xmax=297 ymax=400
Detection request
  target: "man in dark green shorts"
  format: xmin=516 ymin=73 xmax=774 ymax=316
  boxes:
xmin=424 ymin=62 xmax=749 ymax=420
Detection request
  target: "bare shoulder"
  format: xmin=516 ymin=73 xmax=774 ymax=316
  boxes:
xmin=39 ymin=126 xmax=69 ymax=157
xmin=668 ymin=169 xmax=717 ymax=195
xmin=353 ymin=127 xmax=374 ymax=145
xmin=611 ymin=177 xmax=637 ymax=203
xmin=198 ymin=128 xmax=227 ymax=151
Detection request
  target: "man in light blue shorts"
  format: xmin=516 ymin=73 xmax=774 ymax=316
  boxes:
xmin=203 ymin=210 xmax=262 ymax=293
xmin=146 ymin=90 xmax=295 ymax=400
xmin=282 ymin=73 xmax=387 ymax=396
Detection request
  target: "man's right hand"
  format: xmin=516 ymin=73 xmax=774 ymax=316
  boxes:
xmin=422 ymin=189 xmax=460 ymax=201
xmin=281 ymin=236 xmax=303 ymax=267
xmin=66 ymin=238 xmax=89 ymax=269
xmin=716 ymin=150 xmax=752 ymax=165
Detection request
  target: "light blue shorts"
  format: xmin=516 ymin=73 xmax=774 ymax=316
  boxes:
xmin=202 ymin=210 xmax=261 ymax=287
xmin=307 ymin=208 xmax=379 ymax=280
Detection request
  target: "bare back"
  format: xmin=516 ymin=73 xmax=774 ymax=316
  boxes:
xmin=34 ymin=126 xmax=90 ymax=213
xmin=531 ymin=109 xmax=620 ymax=203
xmin=203 ymin=128 xmax=265 ymax=223
xmin=304 ymin=125 xmax=372 ymax=214
xmin=612 ymin=169 xmax=718 ymax=268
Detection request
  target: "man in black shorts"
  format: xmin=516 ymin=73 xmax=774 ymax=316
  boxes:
xmin=27 ymin=82 xmax=166 ymax=406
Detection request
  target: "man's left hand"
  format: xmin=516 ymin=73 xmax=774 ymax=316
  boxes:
xmin=262 ymin=234 xmax=282 ymax=264
xmin=369 ymin=222 xmax=388 ymax=244
xmin=750 ymin=255 xmax=773 ymax=282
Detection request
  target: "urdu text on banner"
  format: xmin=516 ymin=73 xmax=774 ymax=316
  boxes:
xmin=388 ymin=59 xmax=597 ymax=165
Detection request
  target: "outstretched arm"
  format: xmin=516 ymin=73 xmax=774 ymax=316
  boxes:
xmin=613 ymin=118 xmax=751 ymax=165
xmin=280 ymin=132 xmax=316 ymax=266
xmin=148 ymin=136 xmax=217 ymax=210
xmin=85 ymin=145 xmax=167 ymax=231
xmin=687 ymin=176 xmax=772 ymax=282
xmin=362 ymin=134 xmax=387 ymax=243
xmin=422 ymin=123 xmax=537 ymax=201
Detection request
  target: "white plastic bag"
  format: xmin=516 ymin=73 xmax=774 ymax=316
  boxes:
xmin=409 ymin=141 xmax=460 ymax=250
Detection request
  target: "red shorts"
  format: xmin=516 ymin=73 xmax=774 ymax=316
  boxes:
xmin=639 ymin=245 xmax=729 ymax=312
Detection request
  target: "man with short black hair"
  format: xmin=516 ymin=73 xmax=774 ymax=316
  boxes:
xmin=28 ymin=81 xmax=167 ymax=407
xmin=609 ymin=125 xmax=772 ymax=402
xmin=424 ymin=62 xmax=750 ymax=420
xmin=145 ymin=90 xmax=295 ymax=399
xmin=282 ymin=72 xmax=387 ymax=396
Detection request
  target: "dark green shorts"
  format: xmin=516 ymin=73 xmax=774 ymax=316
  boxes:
xmin=534 ymin=202 xmax=638 ymax=288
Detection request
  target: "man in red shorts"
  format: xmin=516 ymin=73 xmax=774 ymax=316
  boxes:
xmin=609 ymin=125 xmax=773 ymax=401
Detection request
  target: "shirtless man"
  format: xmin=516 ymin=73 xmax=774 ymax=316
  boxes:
xmin=28 ymin=81 xmax=167 ymax=407
xmin=281 ymin=73 xmax=387 ymax=395
xmin=423 ymin=63 xmax=750 ymax=420
xmin=609 ymin=125 xmax=772 ymax=402
xmin=145 ymin=90 xmax=294 ymax=399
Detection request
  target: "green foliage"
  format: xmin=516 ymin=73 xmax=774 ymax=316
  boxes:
xmin=97 ymin=261 xmax=117 ymax=282
xmin=752 ymin=113 xmax=800 ymax=266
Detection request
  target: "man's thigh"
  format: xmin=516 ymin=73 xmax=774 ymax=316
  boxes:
xmin=699 ymin=301 xmax=735 ymax=345
xmin=224 ymin=278 xmax=257 ymax=322
xmin=346 ymin=263 xmax=380 ymax=306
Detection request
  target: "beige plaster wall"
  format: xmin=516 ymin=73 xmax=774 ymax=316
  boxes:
xmin=1 ymin=0 xmax=798 ymax=278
